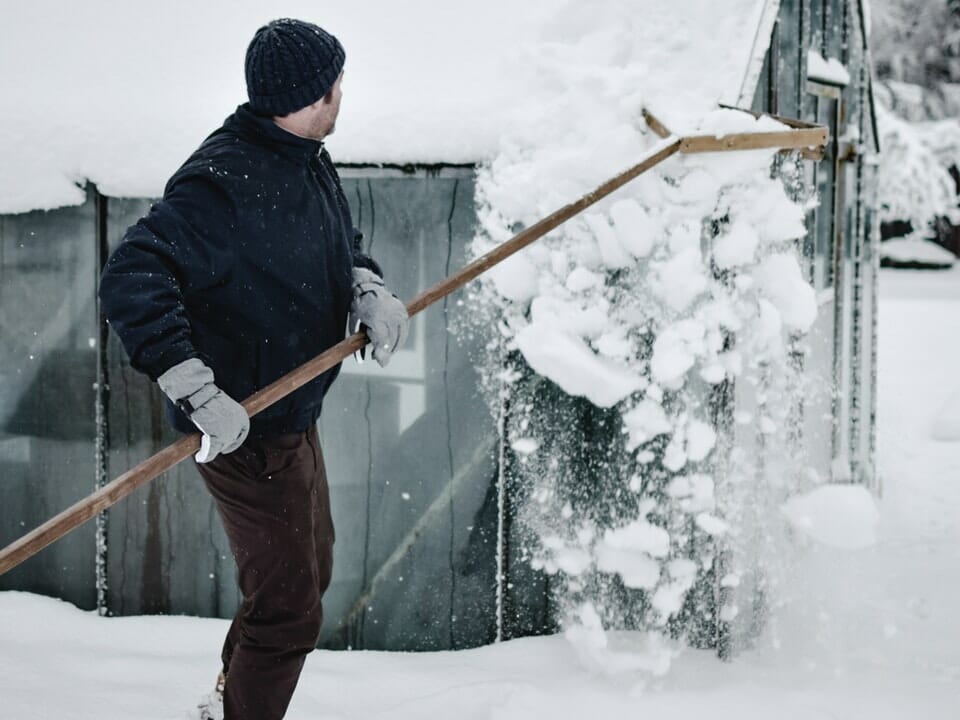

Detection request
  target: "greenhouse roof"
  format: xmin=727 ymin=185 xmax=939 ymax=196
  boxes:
xmin=0 ymin=0 xmax=775 ymax=214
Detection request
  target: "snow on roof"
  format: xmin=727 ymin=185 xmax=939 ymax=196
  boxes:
xmin=0 ymin=0 xmax=771 ymax=214
xmin=807 ymin=50 xmax=851 ymax=87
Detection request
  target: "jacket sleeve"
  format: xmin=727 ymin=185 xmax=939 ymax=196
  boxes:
xmin=99 ymin=175 xmax=238 ymax=381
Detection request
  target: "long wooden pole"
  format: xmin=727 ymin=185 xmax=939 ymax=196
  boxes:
xmin=0 ymin=111 xmax=831 ymax=577
xmin=0 ymin=138 xmax=683 ymax=577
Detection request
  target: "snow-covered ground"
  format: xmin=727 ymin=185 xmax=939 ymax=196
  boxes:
xmin=2 ymin=268 xmax=959 ymax=717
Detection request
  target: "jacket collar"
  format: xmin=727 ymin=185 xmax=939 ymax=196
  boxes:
xmin=227 ymin=103 xmax=324 ymax=160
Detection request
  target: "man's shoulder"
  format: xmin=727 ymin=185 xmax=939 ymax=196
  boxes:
xmin=165 ymin=129 xmax=271 ymax=201
xmin=177 ymin=128 xmax=261 ymax=178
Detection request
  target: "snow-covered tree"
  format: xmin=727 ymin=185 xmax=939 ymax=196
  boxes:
xmin=872 ymin=0 xmax=953 ymax=85
xmin=871 ymin=0 xmax=960 ymax=241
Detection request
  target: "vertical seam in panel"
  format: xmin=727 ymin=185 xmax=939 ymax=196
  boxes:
xmin=443 ymin=178 xmax=459 ymax=648
xmin=353 ymin=184 xmax=364 ymax=230
xmin=366 ymin=179 xmax=376 ymax=252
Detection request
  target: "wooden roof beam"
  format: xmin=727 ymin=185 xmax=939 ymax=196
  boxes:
xmin=642 ymin=106 xmax=828 ymax=160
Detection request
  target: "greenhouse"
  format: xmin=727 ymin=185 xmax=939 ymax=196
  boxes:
xmin=0 ymin=0 xmax=879 ymax=657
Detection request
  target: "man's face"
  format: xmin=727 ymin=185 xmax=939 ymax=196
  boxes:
xmin=273 ymin=70 xmax=344 ymax=141
xmin=325 ymin=72 xmax=344 ymax=135
xmin=309 ymin=71 xmax=343 ymax=140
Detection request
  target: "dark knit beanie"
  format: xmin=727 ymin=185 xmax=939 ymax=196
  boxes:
xmin=245 ymin=19 xmax=345 ymax=117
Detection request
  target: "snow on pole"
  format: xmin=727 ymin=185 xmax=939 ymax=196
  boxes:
xmin=94 ymin=189 xmax=110 ymax=617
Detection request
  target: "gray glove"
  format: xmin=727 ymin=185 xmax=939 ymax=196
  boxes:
xmin=349 ymin=267 xmax=409 ymax=367
xmin=157 ymin=358 xmax=249 ymax=463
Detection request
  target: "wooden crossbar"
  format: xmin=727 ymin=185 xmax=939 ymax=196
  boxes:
xmin=680 ymin=127 xmax=828 ymax=154
xmin=643 ymin=106 xmax=828 ymax=160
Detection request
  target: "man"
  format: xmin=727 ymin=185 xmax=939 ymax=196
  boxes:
xmin=99 ymin=18 xmax=408 ymax=720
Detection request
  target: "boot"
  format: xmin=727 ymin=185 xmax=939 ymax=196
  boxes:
xmin=187 ymin=672 xmax=225 ymax=720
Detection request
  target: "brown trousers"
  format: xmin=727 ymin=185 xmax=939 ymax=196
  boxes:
xmin=195 ymin=426 xmax=335 ymax=720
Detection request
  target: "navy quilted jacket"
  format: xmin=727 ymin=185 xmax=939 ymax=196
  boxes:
xmin=99 ymin=104 xmax=380 ymax=438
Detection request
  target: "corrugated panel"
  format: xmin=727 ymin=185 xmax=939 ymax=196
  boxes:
xmin=0 ymin=191 xmax=99 ymax=610
xmin=97 ymin=173 xmax=499 ymax=650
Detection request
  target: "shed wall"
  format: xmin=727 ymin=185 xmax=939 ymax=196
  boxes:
xmin=0 ymin=172 xmax=501 ymax=651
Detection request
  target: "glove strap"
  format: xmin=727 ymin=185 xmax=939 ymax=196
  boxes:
xmin=175 ymin=383 xmax=218 ymax=417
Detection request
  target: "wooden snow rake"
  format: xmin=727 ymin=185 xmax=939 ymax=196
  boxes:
xmin=0 ymin=110 xmax=827 ymax=577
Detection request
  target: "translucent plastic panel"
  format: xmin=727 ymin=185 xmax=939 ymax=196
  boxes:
xmin=0 ymin=195 xmax=98 ymax=609
xmin=320 ymin=172 xmax=497 ymax=650
xmin=99 ymin=173 xmax=497 ymax=650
